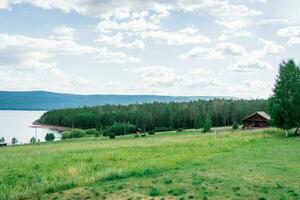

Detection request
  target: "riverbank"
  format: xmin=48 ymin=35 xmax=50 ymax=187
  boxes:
xmin=29 ymin=124 xmax=72 ymax=132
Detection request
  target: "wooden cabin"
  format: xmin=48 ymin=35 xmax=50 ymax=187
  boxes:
xmin=242 ymin=111 xmax=270 ymax=129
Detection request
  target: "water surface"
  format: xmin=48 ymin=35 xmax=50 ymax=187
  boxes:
xmin=0 ymin=110 xmax=61 ymax=144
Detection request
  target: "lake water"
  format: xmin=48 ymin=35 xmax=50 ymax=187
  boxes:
xmin=0 ymin=110 xmax=61 ymax=145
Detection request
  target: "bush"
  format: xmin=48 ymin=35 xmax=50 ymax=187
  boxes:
xmin=61 ymin=129 xmax=86 ymax=140
xmin=104 ymin=122 xmax=136 ymax=136
xmin=141 ymin=133 xmax=147 ymax=137
xmin=62 ymin=131 xmax=72 ymax=139
xmin=148 ymin=130 xmax=155 ymax=135
xmin=232 ymin=121 xmax=239 ymax=130
xmin=45 ymin=133 xmax=55 ymax=142
xmin=109 ymin=133 xmax=116 ymax=139
xmin=176 ymin=128 xmax=184 ymax=132
xmin=149 ymin=187 xmax=161 ymax=196
xmin=86 ymin=128 xmax=99 ymax=137
xmin=71 ymin=129 xmax=86 ymax=138
xmin=30 ymin=137 xmax=37 ymax=144
xmin=154 ymin=127 xmax=173 ymax=132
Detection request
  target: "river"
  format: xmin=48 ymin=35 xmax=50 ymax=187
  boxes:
xmin=0 ymin=110 xmax=61 ymax=145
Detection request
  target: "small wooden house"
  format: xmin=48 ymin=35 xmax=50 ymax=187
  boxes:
xmin=242 ymin=111 xmax=270 ymax=129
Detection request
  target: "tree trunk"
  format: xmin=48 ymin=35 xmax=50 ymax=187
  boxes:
xmin=285 ymin=130 xmax=288 ymax=138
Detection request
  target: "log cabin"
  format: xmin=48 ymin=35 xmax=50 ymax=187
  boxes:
xmin=242 ymin=111 xmax=270 ymax=129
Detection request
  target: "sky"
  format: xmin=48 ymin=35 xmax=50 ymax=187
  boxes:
xmin=0 ymin=0 xmax=299 ymax=98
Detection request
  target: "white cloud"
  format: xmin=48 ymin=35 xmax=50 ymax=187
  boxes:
xmin=143 ymin=28 xmax=210 ymax=45
xmin=95 ymin=33 xmax=145 ymax=49
xmin=0 ymin=0 xmax=173 ymax=19
xmin=134 ymin=65 xmax=220 ymax=90
xmin=277 ymin=26 xmax=300 ymax=44
xmin=226 ymin=39 xmax=282 ymax=73
xmin=180 ymin=42 xmax=246 ymax=59
xmin=177 ymin=0 xmax=261 ymax=41
xmin=228 ymin=59 xmax=272 ymax=72
xmin=97 ymin=18 xmax=159 ymax=33
xmin=215 ymin=42 xmax=247 ymax=56
xmin=53 ymin=25 xmax=75 ymax=41
xmin=0 ymin=33 xmax=140 ymax=66
xmin=180 ymin=47 xmax=221 ymax=59
xmin=257 ymin=18 xmax=289 ymax=26
xmin=135 ymin=65 xmax=180 ymax=87
xmin=229 ymin=80 xmax=273 ymax=98
xmin=182 ymin=69 xmax=220 ymax=88
xmin=258 ymin=38 xmax=284 ymax=55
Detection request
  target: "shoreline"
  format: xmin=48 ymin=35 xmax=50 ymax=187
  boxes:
xmin=29 ymin=124 xmax=72 ymax=132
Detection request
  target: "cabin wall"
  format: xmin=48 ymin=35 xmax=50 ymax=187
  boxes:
xmin=242 ymin=113 xmax=269 ymax=129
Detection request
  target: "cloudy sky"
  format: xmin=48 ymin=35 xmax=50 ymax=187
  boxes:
xmin=0 ymin=0 xmax=299 ymax=98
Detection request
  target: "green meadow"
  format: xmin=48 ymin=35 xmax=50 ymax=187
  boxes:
xmin=0 ymin=129 xmax=299 ymax=200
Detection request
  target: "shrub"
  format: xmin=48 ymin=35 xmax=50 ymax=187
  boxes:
xmin=163 ymin=178 xmax=173 ymax=184
xmin=232 ymin=121 xmax=239 ymax=130
xmin=168 ymin=188 xmax=186 ymax=196
xmin=45 ymin=133 xmax=55 ymax=142
xmin=176 ymin=128 xmax=184 ymax=132
xmin=148 ymin=130 xmax=155 ymax=135
xmin=154 ymin=127 xmax=173 ymax=132
xmin=103 ymin=122 xmax=136 ymax=136
xmin=141 ymin=133 xmax=147 ymax=137
xmin=30 ymin=137 xmax=37 ymax=144
xmin=71 ymin=129 xmax=86 ymax=138
xmin=86 ymin=128 xmax=99 ymax=136
xmin=109 ymin=133 xmax=116 ymax=139
xmin=62 ymin=129 xmax=86 ymax=140
xmin=62 ymin=131 xmax=72 ymax=140
xmin=149 ymin=188 xmax=161 ymax=196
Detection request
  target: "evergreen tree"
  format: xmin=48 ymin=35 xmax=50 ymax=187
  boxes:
xmin=268 ymin=59 xmax=300 ymax=137
xmin=0 ymin=137 xmax=5 ymax=143
xmin=30 ymin=137 xmax=37 ymax=144
xmin=203 ymin=114 xmax=211 ymax=133
xmin=194 ymin=114 xmax=203 ymax=129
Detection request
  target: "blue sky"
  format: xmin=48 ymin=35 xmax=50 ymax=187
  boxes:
xmin=0 ymin=0 xmax=299 ymax=98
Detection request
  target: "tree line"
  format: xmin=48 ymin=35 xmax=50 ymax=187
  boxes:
xmin=38 ymin=98 xmax=268 ymax=135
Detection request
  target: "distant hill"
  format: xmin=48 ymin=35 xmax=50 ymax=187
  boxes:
xmin=0 ymin=91 xmax=237 ymax=110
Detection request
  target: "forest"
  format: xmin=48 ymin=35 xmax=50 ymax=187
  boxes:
xmin=39 ymin=99 xmax=267 ymax=135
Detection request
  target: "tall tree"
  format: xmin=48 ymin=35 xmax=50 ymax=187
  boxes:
xmin=203 ymin=114 xmax=211 ymax=133
xmin=268 ymin=59 xmax=300 ymax=137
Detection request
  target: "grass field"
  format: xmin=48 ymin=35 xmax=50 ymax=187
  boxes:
xmin=0 ymin=128 xmax=300 ymax=200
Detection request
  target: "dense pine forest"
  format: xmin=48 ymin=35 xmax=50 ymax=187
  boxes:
xmin=39 ymin=99 xmax=267 ymax=134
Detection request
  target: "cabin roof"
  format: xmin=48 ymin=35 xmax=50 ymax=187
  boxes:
xmin=242 ymin=111 xmax=270 ymax=121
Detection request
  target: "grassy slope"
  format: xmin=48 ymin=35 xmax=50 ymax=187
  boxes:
xmin=0 ymin=129 xmax=299 ymax=200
